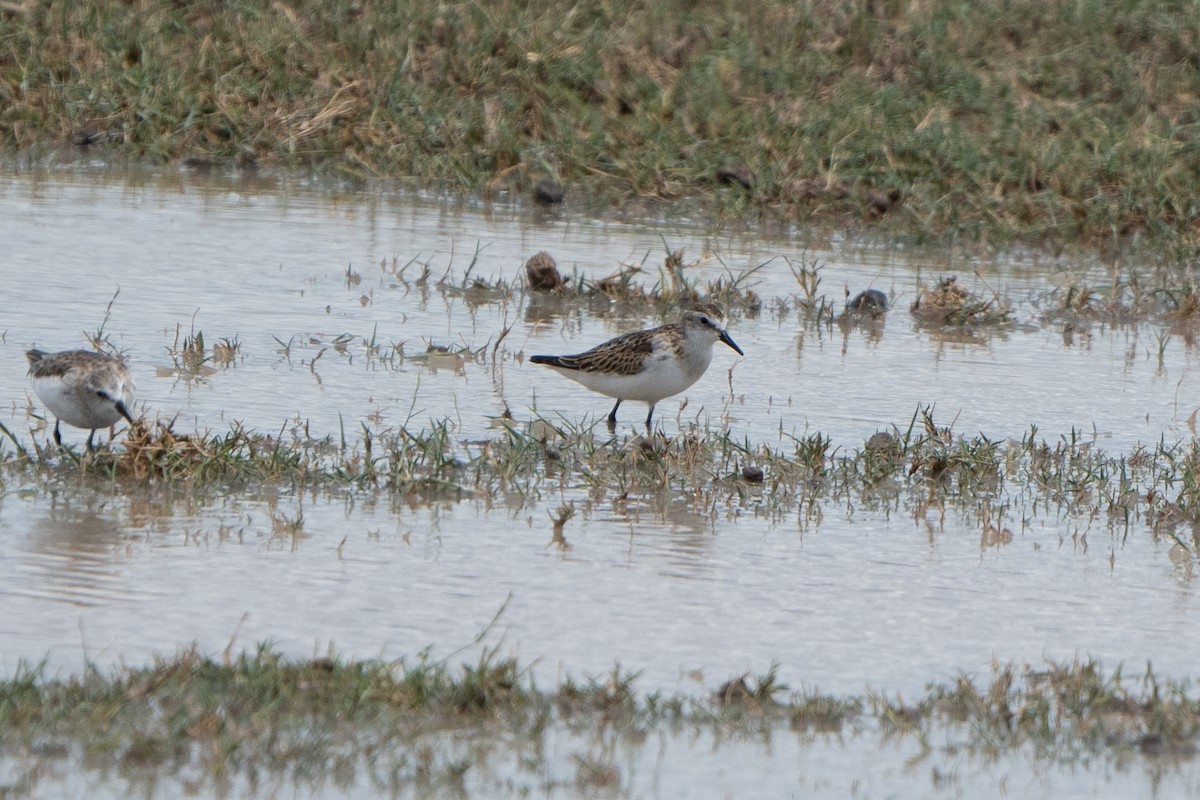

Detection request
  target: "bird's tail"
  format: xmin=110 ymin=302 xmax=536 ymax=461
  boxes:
xmin=529 ymin=355 xmax=564 ymax=367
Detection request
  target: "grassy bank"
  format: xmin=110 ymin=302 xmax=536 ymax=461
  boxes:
xmin=3 ymin=0 xmax=1200 ymax=248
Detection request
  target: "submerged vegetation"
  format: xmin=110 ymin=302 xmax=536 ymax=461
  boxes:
xmin=0 ymin=644 xmax=1197 ymax=797
xmin=3 ymin=0 xmax=1200 ymax=248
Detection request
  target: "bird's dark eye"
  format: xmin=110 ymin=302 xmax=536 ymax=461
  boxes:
xmin=95 ymin=390 xmax=108 ymax=399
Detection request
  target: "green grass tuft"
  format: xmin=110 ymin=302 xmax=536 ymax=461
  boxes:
xmin=3 ymin=0 xmax=1200 ymax=246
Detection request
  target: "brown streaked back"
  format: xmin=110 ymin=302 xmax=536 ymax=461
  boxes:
xmin=531 ymin=323 xmax=680 ymax=376
xmin=26 ymin=349 xmax=124 ymax=378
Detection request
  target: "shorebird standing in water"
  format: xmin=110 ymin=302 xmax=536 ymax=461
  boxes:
xmin=530 ymin=304 xmax=744 ymax=431
xmin=26 ymin=348 xmax=136 ymax=450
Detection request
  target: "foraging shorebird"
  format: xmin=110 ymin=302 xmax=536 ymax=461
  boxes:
xmin=530 ymin=304 xmax=743 ymax=431
xmin=25 ymin=349 xmax=136 ymax=450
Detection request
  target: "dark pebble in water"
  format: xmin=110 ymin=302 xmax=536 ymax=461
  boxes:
xmin=741 ymin=465 xmax=765 ymax=482
xmin=847 ymin=289 xmax=889 ymax=313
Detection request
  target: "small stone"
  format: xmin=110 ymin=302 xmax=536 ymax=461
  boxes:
xmin=866 ymin=188 xmax=902 ymax=217
xmin=847 ymin=289 xmax=889 ymax=314
xmin=533 ymin=179 xmax=564 ymax=205
xmin=182 ymin=156 xmax=215 ymax=172
xmin=741 ymin=464 xmax=765 ymax=482
xmin=865 ymin=431 xmax=898 ymax=452
xmin=71 ymin=128 xmax=102 ymax=147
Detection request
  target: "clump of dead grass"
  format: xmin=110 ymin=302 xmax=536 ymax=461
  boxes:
xmin=524 ymin=251 xmax=565 ymax=291
xmin=910 ymin=275 xmax=1012 ymax=327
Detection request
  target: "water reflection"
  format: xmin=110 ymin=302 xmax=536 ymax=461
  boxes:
xmin=7 ymin=707 xmax=1198 ymax=800
xmin=24 ymin=507 xmax=127 ymax=608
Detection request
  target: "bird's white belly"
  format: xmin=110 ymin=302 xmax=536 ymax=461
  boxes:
xmin=33 ymin=378 xmax=121 ymax=429
xmin=564 ymin=353 xmax=704 ymax=403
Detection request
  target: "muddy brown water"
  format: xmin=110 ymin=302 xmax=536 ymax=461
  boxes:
xmin=2 ymin=168 xmax=1200 ymax=798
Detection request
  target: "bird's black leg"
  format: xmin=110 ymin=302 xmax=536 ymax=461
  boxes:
xmin=53 ymin=420 xmax=63 ymax=447
xmin=607 ymin=400 xmax=621 ymax=430
xmin=644 ymin=404 xmax=656 ymax=433
xmin=86 ymin=429 xmax=96 ymax=452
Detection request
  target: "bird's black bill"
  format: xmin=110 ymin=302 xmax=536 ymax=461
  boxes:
xmin=720 ymin=330 xmax=744 ymax=356
xmin=115 ymin=400 xmax=135 ymax=425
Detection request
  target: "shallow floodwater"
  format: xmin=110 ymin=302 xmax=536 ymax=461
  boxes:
xmin=3 ymin=168 xmax=1200 ymax=797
